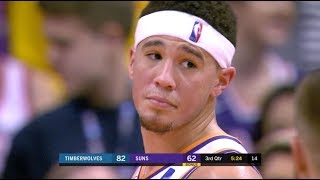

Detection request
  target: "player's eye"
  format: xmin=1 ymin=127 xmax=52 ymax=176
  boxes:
xmin=147 ymin=53 xmax=162 ymax=60
xmin=181 ymin=61 xmax=196 ymax=68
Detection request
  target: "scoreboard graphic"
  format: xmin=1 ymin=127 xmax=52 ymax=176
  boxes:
xmin=59 ymin=153 xmax=261 ymax=166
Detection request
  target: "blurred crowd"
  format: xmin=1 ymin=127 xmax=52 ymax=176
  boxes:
xmin=0 ymin=1 xmax=319 ymax=179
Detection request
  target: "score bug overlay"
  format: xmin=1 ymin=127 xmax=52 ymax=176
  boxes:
xmin=200 ymin=153 xmax=261 ymax=166
xmin=59 ymin=153 xmax=261 ymax=166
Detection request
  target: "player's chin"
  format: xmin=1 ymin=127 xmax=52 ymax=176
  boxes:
xmin=140 ymin=117 xmax=174 ymax=134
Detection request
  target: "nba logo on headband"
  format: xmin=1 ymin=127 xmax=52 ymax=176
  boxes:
xmin=189 ymin=21 xmax=203 ymax=43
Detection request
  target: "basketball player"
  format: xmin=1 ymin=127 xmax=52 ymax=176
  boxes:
xmin=291 ymin=69 xmax=320 ymax=178
xmin=128 ymin=1 xmax=262 ymax=179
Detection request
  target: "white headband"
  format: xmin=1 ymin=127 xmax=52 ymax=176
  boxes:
xmin=134 ymin=10 xmax=235 ymax=68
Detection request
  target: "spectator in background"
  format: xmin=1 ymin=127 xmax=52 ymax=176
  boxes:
xmin=277 ymin=1 xmax=320 ymax=74
xmin=217 ymin=1 xmax=298 ymax=152
xmin=255 ymin=85 xmax=296 ymax=178
xmin=292 ymin=69 xmax=320 ymax=178
xmin=0 ymin=2 xmax=33 ymax=175
xmin=0 ymin=1 xmax=65 ymax=176
xmin=257 ymin=128 xmax=296 ymax=179
xmin=0 ymin=53 xmax=33 ymax=177
xmin=0 ymin=45 xmax=65 ymax=180
xmin=3 ymin=1 xmax=144 ymax=179
xmin=254 ymin=84 xmax=296 ymax=178
xmin=257 ymin=84 xmax=296 ymax=142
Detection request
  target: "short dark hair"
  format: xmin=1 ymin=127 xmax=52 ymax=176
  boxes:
xmin=38 ymin=1 xmax=134 ymax=38
xmin=139 ymin=1 xmax=236 ymax=45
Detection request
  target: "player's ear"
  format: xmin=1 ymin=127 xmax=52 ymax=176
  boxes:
xmin=291 ymin=135 xmax=310 ymax=178
xmin=211 ymin=67 xmax=236 ymax=97
xmin=129 ymin=47 xmax=135 ymax=80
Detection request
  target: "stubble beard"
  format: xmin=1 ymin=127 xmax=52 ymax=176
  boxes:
xmin=139 ymin=112 xmax=174 ymax=134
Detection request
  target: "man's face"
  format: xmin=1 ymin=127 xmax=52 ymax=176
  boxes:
xmin=129 ymin=36 xmax=220 ymax=133
xmin=44 ymin=15 xmax=114 ymax=95
xmin=237 ymin=1 xmax=296 ymax=47
xmin=263 ymin=93 xmax=295 ymax=134
xmin=262 ymin=151 xmax=295 ymax=178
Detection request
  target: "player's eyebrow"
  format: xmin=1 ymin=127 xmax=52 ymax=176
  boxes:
xmin=179 ymin=45 xmax=204 ymax=61
xmin=141 ymin=39 xmax=165 ymax=49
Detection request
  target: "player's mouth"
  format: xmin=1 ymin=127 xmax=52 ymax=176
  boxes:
xmin=146 ymin=96 xmax=177 ymax=109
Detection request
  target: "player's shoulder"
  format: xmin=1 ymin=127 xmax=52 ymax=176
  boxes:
xmin=188 ymin=166 xmax=263 ymax=179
